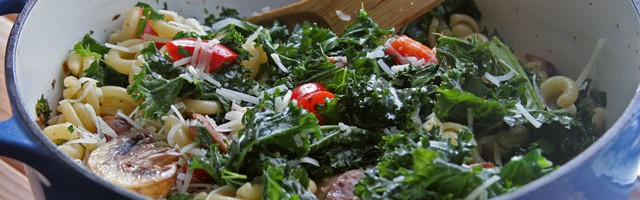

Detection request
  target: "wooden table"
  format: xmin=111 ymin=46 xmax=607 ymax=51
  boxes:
xmin=0 ymin=14 xmax=35 ymax=200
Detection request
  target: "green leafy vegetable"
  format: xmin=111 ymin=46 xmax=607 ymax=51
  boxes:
xmin=35 ymin=95 xmax=51 ymax=126
xmin=135 ymin=2 xmax=165 ymax=36
xmin=73 ymin=34 xmax=108 ymax=58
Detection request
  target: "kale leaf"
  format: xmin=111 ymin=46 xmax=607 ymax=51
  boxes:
xmin=262 ymin=159 xmax=317 ymax=200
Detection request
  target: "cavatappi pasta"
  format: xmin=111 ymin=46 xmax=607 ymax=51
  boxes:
xmin=38 ymin=2 xmax=608 ymax=199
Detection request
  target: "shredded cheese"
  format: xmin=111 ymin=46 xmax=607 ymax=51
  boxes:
xmin=483 ymin=72 xmax=501 ymax=86
xmin=216 ymin=88 xmax=260 ymax=105
xmin=494 ymin=70 xmax=515 ymax=82
xmin=299 ymin=157 xmax=320 ymax=167
xmin=170 ymin=104 xmax=186 ymax=125
xmin=191 ymin=38 xmax=203 ymax=70
xmin=116 ymin=112 xmax=143 ymax=130
xmin=515 ymin=102 xmax=542 ymax=128
xmin=576 ymin=38 xmax=606 ymax=87
xmin=377 ymin=59 xmax=394 ymax=75
xmin=105 ymin=43 xmax=132 ymax=53
xmin=142 ymin=34 xmax=171 ymax=43
xmin=210 ymin=18 xmax=246 ymax=32
xmin=391 ymin=64 xmax=410 ymax=73
xmin=173 ymin=57 xmax=192 ymax=67
xmin=335 ymin=10 xmax=352 ymax=21
xmin=271 ymin=53 xmax=289 ymax=73
xmin=464 ymin=175 xmax=501 ymax=200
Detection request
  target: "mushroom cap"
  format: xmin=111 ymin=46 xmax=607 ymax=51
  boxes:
xmin=88 ymin=130 xmax=180 ymax=199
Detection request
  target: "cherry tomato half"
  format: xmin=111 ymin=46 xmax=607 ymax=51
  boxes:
xmin=297 ymin=91 xmax=335 ymax=124
xmin=166 ymin=38 xmax=238 ymax=73
xmin=291 ymin=83 xmax=329 ymax=101
xmin=179 ymin=165 xmax=214 ymax=184
xmin=385 ymin=35 xmax=438 ymax=65
xmin=469 ymin=162 xmax=496 ymax=169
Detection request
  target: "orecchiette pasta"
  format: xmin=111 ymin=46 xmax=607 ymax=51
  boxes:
xmin=540 ymin=76 xmax=579 ymax=109
xmin=462 ymin=33 xmax=489 ymax=43
xmin=449 ymin=14 xmax=480 ymax=38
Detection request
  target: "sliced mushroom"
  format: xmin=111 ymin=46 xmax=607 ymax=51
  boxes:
xmin=103 ymin=115 xmax=133 ymax=135
xmin=88 ymin=130 xmax=180 ymax=199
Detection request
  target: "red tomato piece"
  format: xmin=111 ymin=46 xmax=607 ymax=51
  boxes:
xmin=165 ymin=38 xmax=238 ymax=73
xmin=291 ymin=83 xmax=329 ymax=101
xmin=297 ymin=91 xmax=335 ymax=124
xmin=179 ymin=165 xmax=214 ymax=184
xmin=470 ymin=162 xmax=496 ymax=168
xmin=208 ymin=44 xmax=238 ymax=73
xmin=385 ymin=35 xmax=438 ymax=65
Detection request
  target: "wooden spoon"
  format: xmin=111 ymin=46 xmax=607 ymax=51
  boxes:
xmin=246 ymin=0 xmax=445 ymax=34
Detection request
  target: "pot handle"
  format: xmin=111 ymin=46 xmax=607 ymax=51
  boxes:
xmin=0 ymin=110 xmax=130 ymax=199
xmin=0 ymin=1 xmax=130 ymax=199
xmin=0 ymin=0 xmax=28 ymax=15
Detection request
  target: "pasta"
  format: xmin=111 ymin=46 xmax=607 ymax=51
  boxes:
xmin=43 ymin=122 xmax=79 ymax=144
xmin=182 ymin=98 xmax=223 ymax=115
xmin=66 ymin=52 xmax=97 ymax=77
xmin=104 ymin=39 xmax=148 ymax=74
xmin=540 ymin=76 xmax=580 ymax=109
xmin=149 ymin=10 xmax=207 ymax=39
xmin=449 ymin=14 xmax=480 ymax=38
xmin=100 ymin=86 xmax=137 ymax=115
xmin=108 ymin=7 xmax=142 ymax=43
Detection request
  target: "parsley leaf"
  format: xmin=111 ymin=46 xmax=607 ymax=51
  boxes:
xmin=72 ymin=34 xmax=108 ymax=58
xmin=135 ymin=2 xmax=164 ymax=36
xmin=35 ymin=95 xmax=51 ymax=127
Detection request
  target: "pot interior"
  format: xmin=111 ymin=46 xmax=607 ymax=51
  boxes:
xmin=8 ymin=0 xmax=640 ymax=197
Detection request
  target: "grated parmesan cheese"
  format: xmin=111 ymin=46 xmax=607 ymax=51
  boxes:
xmin=515 ymin=102 xmax=542 ymax=128
xmin=576 ymin=38 xmax=605 ymax=87
xmin=335 ymin=10 xmax=352 ymax=21
xmin=216 ymin=88 xmax=260 ymax=105
xmin=483 ymin=73 xmax=501 ymax=86
xmin=173 ymin=57 xmax=193 ymax=67
xmin=142 ymin=34 xmax=171 ymax=43
xmin=299 ymin=157 xmax=320 ymax=167
xmin=271 ymin=53 xmax=289 ymax=73
xmin=494 ymin=70 xmax=515 ymax=82
xmin=105 ymin=43 xmax=132 ymax=53
xmin=464 ymin=175 xmax=501 ymax=200
xmin=391 ymin=64 xmax=410 ymax=73
xmin=377 ymin=59 xmax=394 ymax=76
xmin=211 ymin=18 xmax=247 ymax=32
xmin=170 ymin=104 xmax=186 ymax=125
xmin=116 ymin=112 xmax=143 ymax=130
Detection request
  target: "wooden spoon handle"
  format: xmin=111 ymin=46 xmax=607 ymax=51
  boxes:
xmin=247 ymin=0 xmax=445 ymax=34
